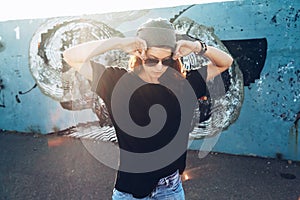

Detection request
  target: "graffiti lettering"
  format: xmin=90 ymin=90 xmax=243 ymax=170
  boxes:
xmin=15 ymin=95 xmax=21 ymax=103
xmin=18 ymin=83 xmax=37 ymax=95
xmin=13 ymin=84 xmax=38 ymax=104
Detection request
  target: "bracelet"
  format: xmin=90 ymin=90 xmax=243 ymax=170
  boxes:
xmin=195 ymin=40 xmax=207 ymax=55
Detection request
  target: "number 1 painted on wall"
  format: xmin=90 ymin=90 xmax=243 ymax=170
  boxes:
xmin=14 ymin=26 xmax=20 ymax=40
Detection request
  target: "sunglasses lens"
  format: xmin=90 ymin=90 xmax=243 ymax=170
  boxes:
xmin=144 ymin=58 xmax=159 ymax=66
xmin=162 ymin=58 xmax=174 ymax=66
xmin=144 ymin=58 xmax=174 ymax=67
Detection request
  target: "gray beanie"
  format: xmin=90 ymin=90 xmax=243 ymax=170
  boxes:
xmin=136 ymin=18 xmax=176 ymax=51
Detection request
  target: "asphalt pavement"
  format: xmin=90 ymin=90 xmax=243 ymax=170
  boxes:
xmin=0 ymin=131 xmax=299 ymax=200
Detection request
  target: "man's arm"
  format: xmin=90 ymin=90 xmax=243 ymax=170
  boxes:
xmin=203 ymin=46 xmax=233 ymax=81
xmin=62 ymin=38 xmax=124 ymax=81
xmin=174 ymin=40 xmax=233 ymax=81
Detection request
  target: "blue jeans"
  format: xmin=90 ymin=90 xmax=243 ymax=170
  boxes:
xmin=112 ymin=170 xmax=185 ymax=200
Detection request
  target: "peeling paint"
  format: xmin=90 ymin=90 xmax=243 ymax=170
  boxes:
xmin=253 ymin=60 xmax=300 ymax=123
xmin=289 ymin=111 xmax=299 ymax=154
xmin=271 ymin=7 xmax=300 ymax=28
xmin=0 ymin=77 xmax=5 ymax=108
xmin=25 ymin=125 xmax=42 ymax=134
xmin=294 ymin=111 xmax=300 ymax=129
xmin=0 ymin=40 xmax=5 ymax=52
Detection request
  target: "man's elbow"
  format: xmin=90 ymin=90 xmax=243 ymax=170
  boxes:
xmin=224 ymin=55 xmax=234 ymax=70
xmin=62 ymin=50 xmax=72 ymax=65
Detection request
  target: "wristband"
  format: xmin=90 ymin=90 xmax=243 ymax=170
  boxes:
xmin=195 ymin=40 xmax=207 ymax=55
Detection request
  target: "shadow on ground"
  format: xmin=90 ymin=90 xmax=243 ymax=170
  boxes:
xmin=0 ymin=131 xmax=299 ymax=200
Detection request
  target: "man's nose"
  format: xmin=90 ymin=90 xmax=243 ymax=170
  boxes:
xmin=155 ymin=61 xmax=164 ymax=70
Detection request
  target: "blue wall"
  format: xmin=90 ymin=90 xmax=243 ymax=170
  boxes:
xmin=187 ymin=1 xmax=300 ymax=161
xmin=0 ymin=0 xmax=299 ymax=161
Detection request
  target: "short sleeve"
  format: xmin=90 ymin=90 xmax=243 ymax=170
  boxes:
xmin=90 ymin=60 xmax=105 ymax=93
xmin=186 ymin=66 xmax=208 ymax=99
xmin=90 ymin=62 xmax=127 ymax=105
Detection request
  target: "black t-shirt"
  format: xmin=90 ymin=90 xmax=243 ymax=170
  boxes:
xmin=91 ymin=63 xmax=207 ymax=198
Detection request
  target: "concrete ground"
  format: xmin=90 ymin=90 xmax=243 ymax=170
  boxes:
xmin=0 ymin=131 xmax=299 ymax=200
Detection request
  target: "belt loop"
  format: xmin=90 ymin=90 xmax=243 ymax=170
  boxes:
xmin=165 ymin=178 xmax=170 ymax=186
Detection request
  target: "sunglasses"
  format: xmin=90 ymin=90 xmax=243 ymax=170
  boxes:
xmin=143 ymin=57 xmax=174 ymax=67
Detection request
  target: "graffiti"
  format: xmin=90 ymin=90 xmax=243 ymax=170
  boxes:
xmin=29 ymin=17 xmax=126 ymax=103
xmin=0 ymin=0 xmax=299 ymax=162
xmin=18 ymin=83 xmax=37 ymax=95
xmin=26 ymin=3 xmax=276 ymax=142
xmin=15 ymin=95 xmax=20 ymax=103
xmin=13 ymin=84 xmax=38 ymax=104
xmin=222 ymin=38 xmax=267 ymax=86
xmin=172 ymin=17 xmax=244 ymax=138
xmin=28 ymin=3 xmax=300 ymax=147
xmin=28 ymin=11 xmax=245 ymax=141
xmin=169 ymin=4 xmax=195 ymax=23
